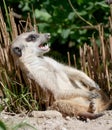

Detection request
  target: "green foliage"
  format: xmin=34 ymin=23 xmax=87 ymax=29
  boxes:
xmin=12 ymin=121 xmax=37 ymax=130
xmin=0 ymin=80 xmax=38 ymax=113
xmin=2 ymin=0 xmax=110 ymax=47
xmin=0 ymin=120 xmax=37 ymax=130
xmin=0 ymin=121 xmax=7 ymax=130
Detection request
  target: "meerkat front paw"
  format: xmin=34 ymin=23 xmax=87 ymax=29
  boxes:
xmin=88 ymin=100 xmax=96 ymax=113
xmin=89 ymin=92 xmax=100 ymax=100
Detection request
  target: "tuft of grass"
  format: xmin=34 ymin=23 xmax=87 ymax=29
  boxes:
xmin=0 ymin=80 xmax=38 ymax=113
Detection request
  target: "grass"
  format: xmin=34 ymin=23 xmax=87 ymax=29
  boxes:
xmin=0 ymin=120 xmax=37 ymax=130
xmin=0 ymin=6 xmax=39 ymax=112
xmin=79 ymin=25 xmax=112 ymax=94
xmin=0 ymin=2 xmax=112 ymax=114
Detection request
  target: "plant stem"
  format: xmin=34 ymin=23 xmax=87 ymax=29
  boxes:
xmin=68 ymin=0 xmax=93 ymax=27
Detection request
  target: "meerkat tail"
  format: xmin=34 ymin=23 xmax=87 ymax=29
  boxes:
xmin=78 ymin=112 xmax=104 ymax=120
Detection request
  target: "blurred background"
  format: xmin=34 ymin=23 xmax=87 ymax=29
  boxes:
xmin=0 ymin=0 xmax=110 ymax=62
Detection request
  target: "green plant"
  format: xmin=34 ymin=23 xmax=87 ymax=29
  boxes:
xmin=0 ymin=120 xmax=7 ymax=130
xmin=0 ymin=120 xmax=37 ymax=130
xmin=1 ymin=0 xmax=110 ymax=45
xmin=12 ymin=121 xmax=37 ymax=130
xmin=0 ymin=81 xmax=38 ymax=113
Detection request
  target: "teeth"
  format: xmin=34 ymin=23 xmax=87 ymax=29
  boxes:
xmin=45 ymin=44 xmax=48 ymax=48
xmin=40 ymin=44 xmax=49 ymax=50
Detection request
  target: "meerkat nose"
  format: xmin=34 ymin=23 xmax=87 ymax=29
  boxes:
xmin=45 ymin=33 xmax=51 ymax=39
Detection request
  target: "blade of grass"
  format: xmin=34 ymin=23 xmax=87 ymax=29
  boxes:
xmin=2 ymin=0 xmax=11 ymax=32
xmin=12 ymin=121 xmax=37 ymax=130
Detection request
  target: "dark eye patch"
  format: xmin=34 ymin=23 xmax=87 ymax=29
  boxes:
xmin=12 ymin=47 xmax=22 ymax=57
xmin=26 ymin=34 xmax=39 ymax=42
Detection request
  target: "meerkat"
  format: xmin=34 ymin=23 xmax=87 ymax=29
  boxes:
xmin=11 ymin=31 xmax=112 ymax=119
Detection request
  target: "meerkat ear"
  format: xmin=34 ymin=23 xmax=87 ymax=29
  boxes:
xmin=12 ymin=46 xmax=22 ymax=57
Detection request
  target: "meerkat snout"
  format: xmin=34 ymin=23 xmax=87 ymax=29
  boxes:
xmin=44 ymin=33 xmax=51 ymax=40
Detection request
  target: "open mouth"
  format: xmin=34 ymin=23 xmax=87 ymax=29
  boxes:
xmin=38 ymin=43 xmax=49 ymax=51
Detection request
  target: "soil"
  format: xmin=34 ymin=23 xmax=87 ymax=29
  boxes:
xmin=0 ymin=110 xmax=112 ymax=130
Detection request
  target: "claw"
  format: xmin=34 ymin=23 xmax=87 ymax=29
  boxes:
xmin=89 ymin=92 xmax=100 ymax=99
xmin=88 ymin=101 xmax=96 ymax=113
xmin=90 ymin=83 xmax=100 ymax=90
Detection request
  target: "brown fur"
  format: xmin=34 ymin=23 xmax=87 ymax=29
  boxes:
xmin=11 ymin=32 xmax=112 ymax=119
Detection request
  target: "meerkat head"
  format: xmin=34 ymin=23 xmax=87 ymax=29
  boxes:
xmin=11 ymin=31 xmax=51 ymax=57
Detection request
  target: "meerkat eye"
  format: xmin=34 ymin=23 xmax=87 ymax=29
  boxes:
xmin=26 ymin=34 xmax=39 ymax=42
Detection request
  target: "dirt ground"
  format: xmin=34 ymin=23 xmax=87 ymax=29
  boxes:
xmin=0 ymin=110 xmax=112 ymax=130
